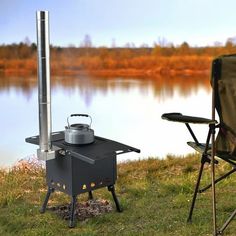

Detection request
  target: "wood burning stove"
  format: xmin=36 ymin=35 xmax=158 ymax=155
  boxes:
xmin=26 ymin=132 xmax=139 ymax=227
xmin=25 ymin=11 xmax=140 ymax=228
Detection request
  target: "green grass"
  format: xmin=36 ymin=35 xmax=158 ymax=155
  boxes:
xmin=1 ymin=154 xmax=236 ymax=235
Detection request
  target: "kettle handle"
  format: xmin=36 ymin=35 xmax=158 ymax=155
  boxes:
xmin=71 ymin=114 xmax=88 ymax=117
xmin=67 ymin=114 xmax=92 ymax=128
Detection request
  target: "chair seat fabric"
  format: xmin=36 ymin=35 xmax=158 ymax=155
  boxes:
xmin=187 ymin=141 xmax=236 ymax=161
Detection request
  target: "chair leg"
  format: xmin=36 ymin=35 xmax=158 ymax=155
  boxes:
xmin=187 ymin=160 xmax=205 ymax=223
xmin=69 ymin=195 xmax=77 ymax=228
xmin=108 ymin=185 xmax=122 ymax=212
xmin=40 ymin=187 xmax=54 ymax=213
xmin=88 ymin=191 xmax=93 ymax=200
xmin=199 ymin=168 xmax=236 ymax=193
xmin=218 ymin=208 xmax=236 ymax=235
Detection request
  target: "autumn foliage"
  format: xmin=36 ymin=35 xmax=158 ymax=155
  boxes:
xmin=0 ymin=42 xmax=236 ymax=77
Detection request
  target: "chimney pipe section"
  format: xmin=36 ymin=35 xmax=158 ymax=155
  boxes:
xmin=36 ymin=11 xmax=55 ymax=161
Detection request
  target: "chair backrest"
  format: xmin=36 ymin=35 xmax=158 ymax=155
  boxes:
xmin=212 ymin=54 xmax=236 ymax=156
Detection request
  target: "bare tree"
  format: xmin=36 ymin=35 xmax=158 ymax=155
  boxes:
xmin=23 ymin=36 xmax=31 ymax=46
xmin=111 ymin=38 xmax=116 ymax=48
xmin=81 ymin=34 xmax=92 ymax=48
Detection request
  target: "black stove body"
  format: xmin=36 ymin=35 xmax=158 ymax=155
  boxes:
xmin=26 ymin=131 xmax=140 ymax=227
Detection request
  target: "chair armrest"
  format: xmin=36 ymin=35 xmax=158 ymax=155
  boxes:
xmin=161 ymin=113 xmax=217 ymax=124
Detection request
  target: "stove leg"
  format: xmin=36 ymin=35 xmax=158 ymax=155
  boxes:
xmin=88 ymin=191 xmax=93 ymax=200
xmin=40 ymin=187 xmax=54 ymax=213
xmin=108 ymin=185 xmax=122 ymax=212
xmin=69 ymin=195 xmax=77 ymax=228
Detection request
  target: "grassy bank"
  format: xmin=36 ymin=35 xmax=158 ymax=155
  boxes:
xmin=0 ymin=154 xmax=236 ymax=235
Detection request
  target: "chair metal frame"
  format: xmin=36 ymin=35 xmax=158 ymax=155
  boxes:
xmin=162 ymin=56 xmax=236 ymax=235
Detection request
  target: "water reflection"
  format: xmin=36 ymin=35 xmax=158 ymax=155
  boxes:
xmin=0 ymin=74 xmax=210 ymax=100
xmin=0 ymin=75 xmax=211 ymax=167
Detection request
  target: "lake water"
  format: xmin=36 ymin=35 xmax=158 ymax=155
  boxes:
xmin=0 ymin=75 xmax=212 ymax=167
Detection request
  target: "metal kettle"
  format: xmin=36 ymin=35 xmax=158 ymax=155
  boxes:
xmin=64 ymin=114 xmax=94 ymax=145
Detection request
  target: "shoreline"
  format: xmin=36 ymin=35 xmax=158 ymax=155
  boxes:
xmin=1 ymin=67 xmax=210 ymax=78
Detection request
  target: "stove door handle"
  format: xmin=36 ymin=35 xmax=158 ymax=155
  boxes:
xmin=68 ymin=150 xmax=95 ymax=165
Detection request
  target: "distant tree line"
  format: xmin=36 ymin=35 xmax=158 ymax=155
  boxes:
xmin=1 ymin=36 xmax=236 ymax=77
xmin=0 ymin=40 xmax=236 ymax=60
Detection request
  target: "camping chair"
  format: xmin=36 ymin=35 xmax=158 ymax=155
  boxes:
xmin=162 ymin=54 xmax=236 ymax=235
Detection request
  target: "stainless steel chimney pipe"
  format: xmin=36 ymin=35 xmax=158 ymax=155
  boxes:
xmin=36 ymin=11 xmax=55 ymax=161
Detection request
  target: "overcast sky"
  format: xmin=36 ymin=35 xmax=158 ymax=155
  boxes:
xmin=1 ymin=0 xmax=236 ymax=47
